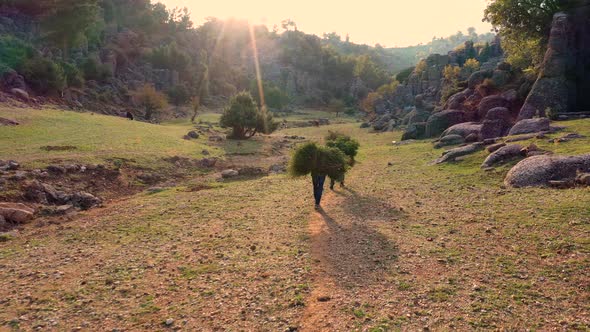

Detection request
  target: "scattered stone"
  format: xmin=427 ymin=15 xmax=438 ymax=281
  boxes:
xmin=434 ymin=134 xmax=464 ymax=149
xmin=69 ymin=192 xmax=102 ymax=210
xmin=0 ymin=117 xmax=18 ymax=126
xmin=10 ymin=88 xmax=29 ymax=101
xmin=186 ymin=131 xmax=199 ymax=139
xmin=505 ymin=133 xmax=546 ymax=143
xmin=269 ymin=164 xmax=287 ymax=174
xmin=9 ymin=171 xmax=27 ymax=181
xmin=486 ymin=143 xmax=506 ymax=153
xmin=221 ymin=169 xmax=239 ymax=179
xmin=576 ymin=172 xmax=590 ymax=186
xmin=238 ymin=167 xmax=267 ymax=177
xmin=508 ymin=118 xmax=551 ymax=136
xmin=165 ymin=318 xmax=174 ymax=326
xmin=317 ymin=296 xmax=331 ymax=302
xmin=196 ymin=158 xmax=217 ymax=168
xmin=202 ymin=149 xmax=210 ymax=155
xmin=548 ymin=133 xmax=586 ymax=143
xmin=505 ymin=154 xmax=590 ymax=187
xmin=549 ymin=180 xmax=576 ymax=189
xmin=40 ymin=205 xmax=75 ymax=216
xmin=481 ymin=144 xmax=524 ymax=168
xmin=0 ymin=160 xmax=19 ymax=171
xmin=209 ymin=135 xmax=224 ymax=142
xmin=434 ymin=143 xmax=484 ymax=164
xmin=360 ymin=122 xmax=370 ymax=128
xmin=46 ymin=165 xmax=66 ymax=174
xmin=0 ymin=203 xmax=35 ymax=224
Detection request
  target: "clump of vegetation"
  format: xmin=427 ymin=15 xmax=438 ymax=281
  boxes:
xmin=220 ymin=92 xmax=278 ymax=139
xmin=289 ymin=142 xmax=349 ymax=180
xmin=80 ymin=58 xmax=112 ymax=82
xmin=21 ymin=57 xmax=66 ymax=93
xmin=325 ymin=131 xmax=360 ymax=162
xmin=132 ymin=84 xmax=169 ymax=122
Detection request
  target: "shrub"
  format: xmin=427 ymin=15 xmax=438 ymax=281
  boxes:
xmin=220 ymin=92 xmax=277 ymax=139
xmin=80 ymin=58 xmax=112 ymax=82
xmin=289 ymin=142 xmax=348 ymax=180
xmin=132 ymin=84 xmax=169 ymax=121
xmin=60 ymin=62 xmax=84 ymax=88
xmin=21 ymin=57 xmax=66 ymax=93
xmin=325 ymin=132 xmax=360 ymax=160
xmin=0 ymin=36 xmax=34 ymax=72
xmin=167 ymin=84 xmax=191 ymax=106
xmin=395 ymin=66 xmax=415 ymax=83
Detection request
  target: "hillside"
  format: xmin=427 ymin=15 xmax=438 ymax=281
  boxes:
xmin=0 ymin=0 xmax=495 ymax=117
xmin=0 ymin=107 xmax=589 ymax=330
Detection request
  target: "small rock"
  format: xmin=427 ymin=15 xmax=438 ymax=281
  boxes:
xmin=0 ymin=203 xmax=35 ymax=223
xmin=186 ymin=131 xmax=199 ymax=139
xmin=46 ymin=165 xmax=66 ymax=174
xmin=202 ymin=149 xmax=210 ymax=155
xmin=221 ymin=169 xmax=239 ymax=179
xmin=165 ymin=318 xmax=174 ymax=326
xmin=317 ymin=296 xmax=331 ymax=302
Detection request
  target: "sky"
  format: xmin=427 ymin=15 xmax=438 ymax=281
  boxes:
xmin=159 ymin=0 xmax=493 ymax=47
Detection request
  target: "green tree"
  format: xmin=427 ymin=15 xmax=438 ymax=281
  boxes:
xmin=484 ymin=0 xmax=572 ymax=69
xmin=42 ymin=0 xmax=101 ymax=59
xmin=21 ymin=58 xmax=66 ymax=93
xmin=132 ymin=84 xmax=169 ymax=122
xmin=327 ymin=98 xmax=346 ymax=117
xmin=166 ymin=84 xmax=191 ymax=108
xmin=220 ymin=92 xmax=277 ymax=139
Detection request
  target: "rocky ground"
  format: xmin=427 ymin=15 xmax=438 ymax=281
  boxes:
xmin=0 ymin=108 xmax=589 ymax=330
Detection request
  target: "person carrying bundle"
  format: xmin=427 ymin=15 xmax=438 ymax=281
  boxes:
xmin=324 ymin=131 xmax=360 ymax=190
xmin=289 ymin=142 xmax=349 ymax=209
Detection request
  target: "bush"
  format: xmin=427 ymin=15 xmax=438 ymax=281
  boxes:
xmin=21 ymin=57 xmax=66 ymax=93
xmin=132 ymin=84 xmax=169 ymax=121
xmin=0 ymin=36 xmax=34 ymax=72
xmin=220 ymin=92 xmax=277 ymax=139
xmin=60 ymin=62 xmax=84 ymax=88
xmin=80 ymin=58 xmax=112 ymax=82
xmin=289 ymin=142 xmax=348 ymax=180
xmin=395 ymin=66 xmax=415 ymax=83
xmin=167 ymin=84 xmax=191 ymax=106
xmin=325 ymin=132 xmax=360 ymax=160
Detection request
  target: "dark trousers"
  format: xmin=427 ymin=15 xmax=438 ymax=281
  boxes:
xmin=312 ymin=175 xmax=326 ymax=205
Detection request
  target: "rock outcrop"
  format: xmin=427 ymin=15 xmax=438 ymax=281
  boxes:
xmin=505 ymin=154 xmax=590 ymax=187
xmin=519 ymin=4 xmax=590 ymax=119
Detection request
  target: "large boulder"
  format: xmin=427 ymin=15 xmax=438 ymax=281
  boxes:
xmin=481 ymin=144 xmax=524 ymax=168
xmin=468 ymin=70 xmax=493 ymax=89
xmin=434 ymin=134 xmax=465 ymax=148
xmin=69 ymin=192 xmax=102 ymax=210
xmin=401 ymin=122 xmax=426 ymax=141
xmin=425 ymin=110 xmax=466 ymax=138
xmin=517 ymin=12 xmax=577 ymax=119
xmin=434 ymin=143 xmax=485 ymax=164
xmin=0 ymin=203 xmax=35 ymax=224
xmin=480 ymin=119 xmax=505 ymax=140
xmin=440 ymin=122 xmax=482 ymax=138
xmin=477 ymin=95 xmax=510 ymax=119
xmin=508 ymin=118 xmax=551 ymax=136
xmin=401 ymin=108 xmax=430 ymax=126
xmin=505 ymin=154 xmax=590 ymax=187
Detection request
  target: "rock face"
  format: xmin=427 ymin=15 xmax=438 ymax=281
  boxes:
xmin=505 ymin=154 xmax=590 ymax=187
xmin=518 ymin=6 xmax=590 ymax=119
xmin=508 ymin=118 xmax=551 ymax=136
xmin=425 ymin=110 xmax=466 ymax=138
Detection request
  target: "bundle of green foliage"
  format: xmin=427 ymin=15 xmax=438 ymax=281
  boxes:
xmin=325 ymin=131 xmax=360 ymax=162
xmin=289 ymin=142 xmax=348 ymax=180
xmin=21 ymin=58 xmax=66 ymax=93
xmin=220 ymin=91 xmax=278 ymax=139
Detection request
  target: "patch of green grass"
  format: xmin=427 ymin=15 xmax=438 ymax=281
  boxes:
xmin=428 ymin=285 xmax=456 ymax=302
xmin=0 ymin=106 xmax=217 ymax=168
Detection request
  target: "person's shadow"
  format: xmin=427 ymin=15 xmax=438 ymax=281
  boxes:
xmin=313 ymin=190 xmax=402 ymax=288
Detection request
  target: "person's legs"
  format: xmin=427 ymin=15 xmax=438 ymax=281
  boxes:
xmin=312 ymin=175 xmax=326 ymax=207
xmin=329 ymin=178 xmax=335 ymax=190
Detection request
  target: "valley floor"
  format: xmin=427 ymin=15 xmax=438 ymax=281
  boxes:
xmin=0 ymin=110 xmax=589 ymax=331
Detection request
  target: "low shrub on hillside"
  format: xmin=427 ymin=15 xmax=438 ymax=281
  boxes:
xmin=80 ymin=58 xmax=112 ymax=82
xmin=21 ymin=57 xmax=66 ymax=93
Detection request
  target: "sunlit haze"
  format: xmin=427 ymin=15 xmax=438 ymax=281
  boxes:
xmin=159 ymin=0 xmax=493 ymax=47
